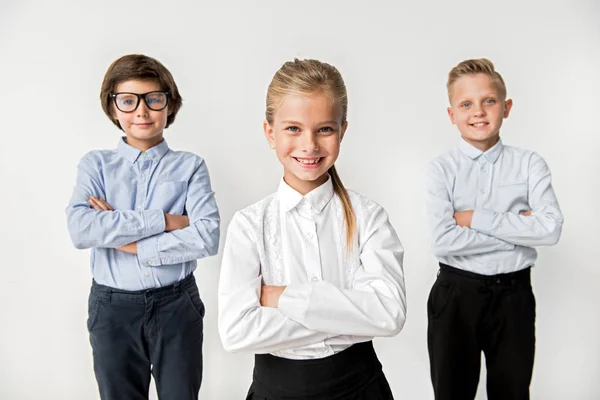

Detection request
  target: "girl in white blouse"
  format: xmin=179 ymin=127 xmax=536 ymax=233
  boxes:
xmin=218 ymin=58 xmax=406 ymax=400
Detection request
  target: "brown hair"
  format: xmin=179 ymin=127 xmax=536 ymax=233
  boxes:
xmin=266 ymin=59 xmax=356 ymax=248
xmin=100 ymin=54 xmax=182 ymax=130
xmin=447 ymin=58 xmax=507 ymax=101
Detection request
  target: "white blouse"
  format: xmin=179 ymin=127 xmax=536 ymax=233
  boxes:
xmin=218 ymin=177 xmax=406 ymax=360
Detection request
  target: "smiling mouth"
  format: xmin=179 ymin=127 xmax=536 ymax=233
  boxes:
xmin=470 ymin=122 xmax=489 ymax=128
xmin=293 ymin=157 xmax=323 ymax=167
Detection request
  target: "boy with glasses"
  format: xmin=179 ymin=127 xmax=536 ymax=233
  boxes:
xmin=66 ymin=54 xmax=220 ymax=400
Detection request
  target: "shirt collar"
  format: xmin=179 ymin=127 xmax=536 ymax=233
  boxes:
xmin=458 ymin=137 xmax=503 ymax=164
xmin=278 ymin=175 xmax=334 ymax=214
xmin=117 ymin=137 xmax=170 ymax=163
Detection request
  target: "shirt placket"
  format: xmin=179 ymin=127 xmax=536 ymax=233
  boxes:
xmin=477 ymin=157 xmax=490 ymax=208
xmin=137 ymin=153 xmax=155 ymax=283
xmin=298 ymin=201 xmax=331 ymax=356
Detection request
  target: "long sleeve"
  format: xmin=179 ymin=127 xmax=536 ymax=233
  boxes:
xmin=65 ymin=153 xmax=165 ymax=250
xmin=137 ymin=159 xmax=220 ymax=266
xmin=471 ymin=153 xmax=563 ymax=246
xmin=425 ymin=160 xmax=515 ymax=257
xmin=218 ymin=212 xmax=330 ymax=353
xmin=277 ymin=205 xmax=406 ymax=337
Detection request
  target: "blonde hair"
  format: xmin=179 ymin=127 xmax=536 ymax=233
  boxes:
xmin=447 ymin=58 xmax=507 ymax=101
xmin=266 ymin=59 xmax=356 ymax=248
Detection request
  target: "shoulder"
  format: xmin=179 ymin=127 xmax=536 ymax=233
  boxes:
xmin=346 ymin=190 xmax=388 ymax=226
xmin=425 ymin=148 xmax=461 ymax=181
xmin=165 ymin=149 xmax=206 ymax=167
xmin=232 ymin=193 xmax=279 ymax=231
xmin=77 ymin=149 xmax=117 ymax=169
xmin=501 ymin=145 xmax=548 ymax=167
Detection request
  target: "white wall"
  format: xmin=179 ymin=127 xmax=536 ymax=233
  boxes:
xmin=1 ymin=0 xmax=598 ymax=398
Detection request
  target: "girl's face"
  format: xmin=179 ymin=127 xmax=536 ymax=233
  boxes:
xmin=264 ymin=92 xmax=347 ymax=195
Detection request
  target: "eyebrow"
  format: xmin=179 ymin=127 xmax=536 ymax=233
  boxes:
xmin=280 ymin=120 xmax=340 ymax=125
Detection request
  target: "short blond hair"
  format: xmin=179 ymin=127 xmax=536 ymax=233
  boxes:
xmin=447 ymin=58 xmax=507 ymax=101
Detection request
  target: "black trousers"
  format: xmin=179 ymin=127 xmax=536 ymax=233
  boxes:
xmin=427 ymin=263 xmax=536 ymax=400
xmin=87 ymin=274 xmax=204 ymax=400
xmin=246 ymin=341 xmax=394 ymax=400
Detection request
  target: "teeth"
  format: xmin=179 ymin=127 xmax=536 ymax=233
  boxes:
xmin=296 ymin=158 xmax=321 ymax=164
xmin=472 ymin=122 xmax=487 ymax=127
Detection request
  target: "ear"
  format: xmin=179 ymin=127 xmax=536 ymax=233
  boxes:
xmin=264 ymin=120 xmax=276 ymax=149
xmin=340 ymin=121 xmax=348 ymax=142
xmin=503 ymin=99 xmax=513 ymax=118
xmin=447 ymin=107 xmax=456 ymax=125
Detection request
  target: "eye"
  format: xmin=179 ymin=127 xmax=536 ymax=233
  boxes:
xmin=461 ymin=102 xmax=471 ymax=108
xmin=285 ymin=126 xmax=300 ymax=133
xmin=484 ymin=98 xmax=496 ymax=104
xmin=318 ymin=126 xmax=335 ymax=134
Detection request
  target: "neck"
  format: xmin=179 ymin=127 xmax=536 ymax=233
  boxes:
xmin=462 ymin=134 xmax=500 ymax=152
xmin=283 ymin=172 xmax=329 ymax=195
xmin=125 ymin=135 xmax=164 ymax=152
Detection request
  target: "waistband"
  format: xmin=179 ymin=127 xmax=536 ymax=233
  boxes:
xmin=251 ymin=341 xmax=382 ymax=399
xmin=439 ymin=263 xmax=531 ymax=284
xmin=91 ymin=274 xmax=196 ymax=301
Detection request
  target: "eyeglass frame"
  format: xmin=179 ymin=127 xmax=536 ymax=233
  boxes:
xmin=109 ymin=90 xmax=170 ymax=113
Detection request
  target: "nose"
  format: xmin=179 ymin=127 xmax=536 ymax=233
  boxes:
xmin=473 ymin=103 xmax=486 ymax=117
xmin=301 ymin=131 xmax=319 ymax=153
xmin=136 ymin=99 xmax=150 ymax=117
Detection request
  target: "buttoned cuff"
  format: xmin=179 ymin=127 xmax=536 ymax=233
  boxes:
xmin=278 ymin=284 xmax=313 ymax=325
xmin=137 ymin=235 xmax=161 ymax=267
xmin=143 ymin=209 xmax=166 ymax=237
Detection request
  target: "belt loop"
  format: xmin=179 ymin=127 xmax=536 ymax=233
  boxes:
xmin=173 ymin=280 xmax=181 ymax=296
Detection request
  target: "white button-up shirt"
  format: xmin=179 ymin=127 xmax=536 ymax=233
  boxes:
xmin=218 ymin=177 xmax=406 ymax=359
xmin=425 ymin=138 xmax=563 ymax=275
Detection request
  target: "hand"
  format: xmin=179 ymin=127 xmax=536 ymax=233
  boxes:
xmin=260 ymin=285 xmax=286 ymax=308
xmin=520 ymin=210 xmax=532 ymax=216
xmin=88 ymin=196 xmax=114 ymax=211
xmin=164 ymin=213 xmax=190 ymax=232
xmin=117 ymin=242 xmax=137 ymax=254
xmin=453 ymin=210 xmax=474 ymax=228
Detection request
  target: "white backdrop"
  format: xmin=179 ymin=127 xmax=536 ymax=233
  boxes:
xmin=1 ymin=1 xmax=599 ymax=399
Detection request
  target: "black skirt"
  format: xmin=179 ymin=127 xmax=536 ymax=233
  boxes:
xmin=246 ymin=341 xmax=394 ymax=400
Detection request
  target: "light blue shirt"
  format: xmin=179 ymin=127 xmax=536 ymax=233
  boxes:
xmin=425 ymin=138 xmax=563 ymax=275
xmin=66 ymin=138 xmax=220 ymax=290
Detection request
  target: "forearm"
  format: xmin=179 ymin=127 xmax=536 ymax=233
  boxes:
xmin=66 ymin=206 xmax=165 ymax=249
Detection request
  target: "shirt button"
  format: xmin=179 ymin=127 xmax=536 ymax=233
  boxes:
xmin=137 ymin=205 xmax=143 ymax=210
xmin=311 ymin=276 xmax=319 ymax=282
xmin=144 ymin=272 xmax=150 ymax=277
xmin=480 ymin=189 xmax=485 ymax=194
xmin=147 ymin=261 xmax=152 ymax=266
xmin=306 ymin=232 xmax=314 ymax=240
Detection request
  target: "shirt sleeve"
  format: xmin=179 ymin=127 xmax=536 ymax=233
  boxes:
xmin=218 ymin=212 xmax=331 ymax=354
xmin=65 ymin=153 xmax=166 ymax=250
xmin=471 ymin=152 xmax=563 ymax=247
xmin=425 ymin=159 xmax=515 ymax=257
xmin=277 ymin=203 xmax=407 ymax=337
xmin=136 ymin=158 xmax=220 ymax=267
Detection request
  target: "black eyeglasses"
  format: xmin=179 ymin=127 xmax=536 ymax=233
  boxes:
xmin=110 ymin=91 xmax=170 ymax=113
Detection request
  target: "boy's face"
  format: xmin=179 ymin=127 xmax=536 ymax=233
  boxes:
xmin=112 ymin=79 xmax=170 ymax=150
xmin=264 ymin=92 xmax=347 ymax=195
xmin=447 ymin=73 xmax=512 ymax=151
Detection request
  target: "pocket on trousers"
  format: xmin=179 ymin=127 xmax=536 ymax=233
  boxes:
xmin=185 ymin=287 xmax=206 ymax=321
xmin=87 ymin=293 xmax=102 ymax=332
xmin=427 ymin=279 xmax=455 ymax=320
